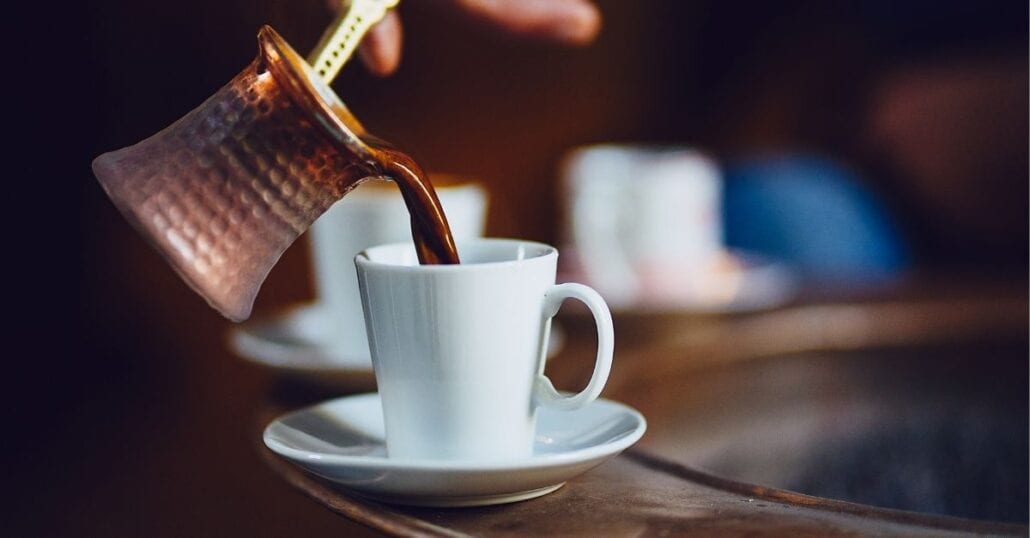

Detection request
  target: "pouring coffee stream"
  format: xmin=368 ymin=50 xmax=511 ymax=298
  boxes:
xmin=92 ymin=13 xmax=459 ymax=322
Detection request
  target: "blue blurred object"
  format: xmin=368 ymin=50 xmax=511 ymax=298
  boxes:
xmin=723 ymin=155 xmax=909 ymax=283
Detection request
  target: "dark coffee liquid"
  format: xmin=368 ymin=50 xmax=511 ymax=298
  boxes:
xmin=363 ymin=140 xmax=461 ymax=265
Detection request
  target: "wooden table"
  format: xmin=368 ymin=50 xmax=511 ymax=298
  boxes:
xmin=256 ymin=286 xmax=1028 ymax=536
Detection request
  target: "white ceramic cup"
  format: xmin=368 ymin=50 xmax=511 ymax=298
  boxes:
xmin=355 ymin=239 xmax=614 ymax=461
xmin=563 ymin=145 xmax=722 ymax=306
xmin=309 ymin=178 xmax=487 ymax=361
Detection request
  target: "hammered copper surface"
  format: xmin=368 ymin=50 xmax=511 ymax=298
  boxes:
xmin=93 ymin=27 xmax=376 ymax=321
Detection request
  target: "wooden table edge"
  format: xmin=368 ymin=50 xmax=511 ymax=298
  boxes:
xmin=258 ymin=442 xmax=1028 ymax=537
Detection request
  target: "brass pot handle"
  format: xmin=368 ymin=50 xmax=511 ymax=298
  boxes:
xmin=308 ymin=0 xmax=400 ymax=84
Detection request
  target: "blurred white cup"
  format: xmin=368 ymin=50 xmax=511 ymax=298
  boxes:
xmin=562 ymin=145 xmax=723 ymax=306
xmin=309 ymin=177 xmax=488 ymax=361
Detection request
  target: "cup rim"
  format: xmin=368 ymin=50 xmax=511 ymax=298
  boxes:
xmin=356 ymin=238 xmax=556 ymax=273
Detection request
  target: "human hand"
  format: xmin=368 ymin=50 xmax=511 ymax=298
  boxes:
xmin=328 ymin=0 xmax=602 ymax=76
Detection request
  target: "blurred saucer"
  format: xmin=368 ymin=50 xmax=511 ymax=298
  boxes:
xmin=230 ymin=303 xmax=566 ymax=390
xmin=229 ymin=303 xmax=375 ymax=390
xmin=263 ymin=393 xmax=646 ymax=506
xmin=559 ymin=249 xmax=797 ymax=316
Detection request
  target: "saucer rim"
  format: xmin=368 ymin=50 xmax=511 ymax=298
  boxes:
xmin=229 ymin=303 xmax=372 ymax=373
xmin=263 ymin=392 xmax=647 ymax=472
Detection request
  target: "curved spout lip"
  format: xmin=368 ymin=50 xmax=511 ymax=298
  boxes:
xmin=257 ymin=25 xmax=375 ymax=163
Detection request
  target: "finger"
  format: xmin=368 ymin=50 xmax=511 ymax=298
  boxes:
xmin=358 ymin=10 xmax=404 ymax=77
xmin=450 ymin=0 xmax=601 ymax=45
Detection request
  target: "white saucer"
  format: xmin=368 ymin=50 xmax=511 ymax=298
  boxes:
xmin=263 ymin=393 xmax=646 ymax=507
xmin=230 ymin=303 xmax=375 ymax=389
xmin=231 ymin=304 xmax=566 ymax=389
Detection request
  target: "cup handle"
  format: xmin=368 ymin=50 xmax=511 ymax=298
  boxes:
xmin=534 ymin=283 xmax=614 ymax=410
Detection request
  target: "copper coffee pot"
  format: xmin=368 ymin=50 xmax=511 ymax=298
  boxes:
xmin=93 ymin=24 xmax=393 ymax=322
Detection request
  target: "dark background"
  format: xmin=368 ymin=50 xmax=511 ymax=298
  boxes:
xmin=7 ymin=0 xmax=1027 ymax=535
